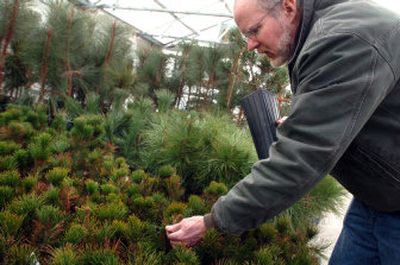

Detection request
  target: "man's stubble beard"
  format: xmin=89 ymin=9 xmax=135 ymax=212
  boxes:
xmin=270 ymin=19 xmax=295 ymax=68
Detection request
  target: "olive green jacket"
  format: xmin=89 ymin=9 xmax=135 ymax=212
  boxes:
xmin=205 ymin=0 xmax=400 ymax=235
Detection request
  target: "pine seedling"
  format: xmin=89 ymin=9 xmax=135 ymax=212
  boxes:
xmin=204 ymin=181 xmax=228 ymax=205
xmin=155 ymin=89 xmax=175 ymax=113
xmin=8 ymin=193 xmax=44 ymax=216
xmin=6 ymin=121 xmax=34 ymax=142
xmin=254 ymin=245 xmax=284 ymax=265
xmin=50 ymin=135 xmax=71 ymax=154
xmin=95 ymin=202 xmax=128 ymax=221
xmin=110 ymin=220 xmax=129 ymax=240
xmin=275 ymin=215 xmax=293 ymax=235
xmin=157 ymin=164 xmax=176 ymax=178
xmin=163 ymin=201 xmax=187 ymax=224
xmin=36 ymin=205 xmax=64 ymax=227
xmin=127 ymin=214 xmax=145 ymax=241
xmin=168 ymin=245 xmax=200 ymax=265
xmin=64 ymin=223 xmax=88 ymax=244
xmin=164 ymin=174 xmax=185 ymax=201
xmin=0 ymin=155 xmax=17 ymax=170
xmin=186 ymin=195 xmax=206 ymax=216
xmin=0 ymin=169 xmax=20 ymax=187
xmin=0 ymin=140 xmax=20 ymax=155
xmin=101 ymin=183 xmax=118 ymax=195
xmin=13 ymin=149 xmax=32 ymax=171
xmin=197 ymin=229 xmax=224 ymax=262
xmin=28 ymin=132 xmax=52 ymax=163
xmin=79 ymin=248 xmax=120 ymax=265
xmin=130 ymin=196 xmax=156 ymax=220
xmin=85 ymin=179 xmax=99 ymax=195
xmin=131 ymin=169 xmax=147 ymax=183
xmin=44 ymin=187 xmax=60 ymax=205
xmin=0 ymin=186 xmax=14 ymax=208
xmin=51 ymin=113 xmax=68 ymax=132
xmin=0 ymin=210 xmax=24 ymax=236
xmin=257 ymin=223 xmax=278 ymax=244
xmin=50 ymin=246 xmax=78 ymax=265
xmin=46 ymin=167 xmax=70 ymax=186
xmin=138 ymin=175 xmax=160 ymax=196
xmin=7 ymin=244 xmax=37 ymax=265
xmin=129 ymin=243 xmax=162 ymax=265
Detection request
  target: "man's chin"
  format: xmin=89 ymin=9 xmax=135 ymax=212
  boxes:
xmin=270 ymin=57 xmax=288 ymax=68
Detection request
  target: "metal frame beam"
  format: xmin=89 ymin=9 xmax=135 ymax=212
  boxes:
xmin=103 ymin=6 xmax=233 ymax=18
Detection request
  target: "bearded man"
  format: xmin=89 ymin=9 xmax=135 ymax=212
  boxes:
xmin=166 ymin=0 xmax=400 ymax=263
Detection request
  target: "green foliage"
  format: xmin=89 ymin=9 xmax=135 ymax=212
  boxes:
xmin=0 ymin=90 xmax=343 ymax=264
xmin=44 ymin=187 xmax=60 ymax=205
xmin=0 ymin=170 xmax=20 ymax=187
xmin=0 ymin=186 xmax=14 ymax=208
xmin=22 ymin=175 xmax=38 ymax=192
xmin=165 ymin=175 xmax=185 ymax=201
xmin=204 ymin=181 xmax=228 ymax=197
xmin=101 ymin=183 xmax=118 ymax=195
xmin=13 ymin=149 xmax=32 ymax=170
xmin=0 ymin=210 xmax=24 ymax=236
xmin=50 ymin=135 xmax=71 ymax=153
xmin=6 ymin=244 xmax=37 ymax=265
xmin=36 ymin=205 xmax=64 ymax=227
xmin=285 ymin=176 xmax=347 ymax=227
xmin=28 ymin=132 xmax=52 ymax=162
xmin=70 ymin=115 xmax=104 ymax=151
xmin=155 ymin=89 xmax=175 ymax=113
xmin=9 ymin=193 xmax=44 ymax=216
xmin=51 ymin=246 xmax=78 ymax=265
xmin=46 ymin=167 xmax=70 ymax=186
xmin=186 ymin=195 xmax=206 ymax=216
xmin=131 ymin=169 xmax=147 ymax=183
xmin=0 ymin=154 xmax=17 ymax=170
xmin=157 ymin=164 xmax=176 ymax=178
xmin=80 ymin=248 xmax=119 ymax=265
xmin=95 ymin=202 xmax=128 ymax=221
xmin=64 ymin=224 xmax=87 ymax=244
xmin=0 ymin=141 xmax=20 ymax=155
xmin=141 ymin=111 xmax=256 ymax=193
xmin=85 ymin=179 xmax=99 ymax=194
xmin=168 ymin=245 xmax=200 ymax=265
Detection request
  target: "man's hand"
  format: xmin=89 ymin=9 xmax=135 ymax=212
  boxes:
xmin=165 ymin=216 xmax=207 ymax=247
xmin=276 ymin=116 xmax=288 ymax=126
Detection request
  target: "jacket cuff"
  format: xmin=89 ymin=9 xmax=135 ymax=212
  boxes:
xmin=203 ymin=213 xmax=217 ymax=230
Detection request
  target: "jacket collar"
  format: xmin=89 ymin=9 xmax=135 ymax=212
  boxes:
xmin=287 ymin=0 xmax=316 ymax=68
xmin=288 ymin=0 xmax=350 ymax=68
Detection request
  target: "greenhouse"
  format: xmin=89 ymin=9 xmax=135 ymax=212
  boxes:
xmin=1 ymin=0 xmax=399 ymax=264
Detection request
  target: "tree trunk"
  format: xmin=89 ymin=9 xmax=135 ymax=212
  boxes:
xmin=0 ymin=0 xmax=19 ymax=91
xmin=226 ymin=49 xmax=244 ymax=110
xmin=65 ymin=9 xmax=74 ymax=97
xmin=39 ymin=29 xmax=53 ymax=103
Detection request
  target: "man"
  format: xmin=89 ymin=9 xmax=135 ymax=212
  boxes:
xmin=166 ymin=0 xmax=400 ymax=263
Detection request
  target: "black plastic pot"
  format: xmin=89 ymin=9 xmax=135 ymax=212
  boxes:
xmin=241 ymin=89 xmax=279 ymax=160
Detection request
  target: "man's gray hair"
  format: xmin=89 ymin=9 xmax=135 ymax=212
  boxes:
xmin=256 ymin=0 xmax=282 ymax=12
xmin=256 ymin=0 xmax=301 ymax=13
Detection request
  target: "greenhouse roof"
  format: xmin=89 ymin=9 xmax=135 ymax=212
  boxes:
xmin=71 ymin=0 xmax=400 ymax=49
xmin=72 ymin=0 xmax=236 ymax=49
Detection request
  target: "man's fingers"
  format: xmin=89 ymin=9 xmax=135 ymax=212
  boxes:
xmin=165 ymin=223 xmax=181 ymax=234
xmin=167 ymin=229 xmax=185 ymax=241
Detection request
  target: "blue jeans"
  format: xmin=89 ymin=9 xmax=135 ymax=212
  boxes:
xmin=329 ymin=198 xmax=400 ymax=265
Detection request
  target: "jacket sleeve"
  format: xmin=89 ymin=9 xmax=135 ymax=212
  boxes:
xmin=210 ymin=32 xmax=396 ymax=235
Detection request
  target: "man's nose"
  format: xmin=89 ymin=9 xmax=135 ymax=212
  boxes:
xmin=247 ymin=38 xmax=259 ymax=51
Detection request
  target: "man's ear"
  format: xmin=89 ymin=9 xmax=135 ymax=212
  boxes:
xmin=282 ymin=0 xmax=298 ymax=19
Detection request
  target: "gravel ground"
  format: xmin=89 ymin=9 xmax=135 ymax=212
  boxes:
xmin=312 ymin=194 xmax=353 ymax=265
